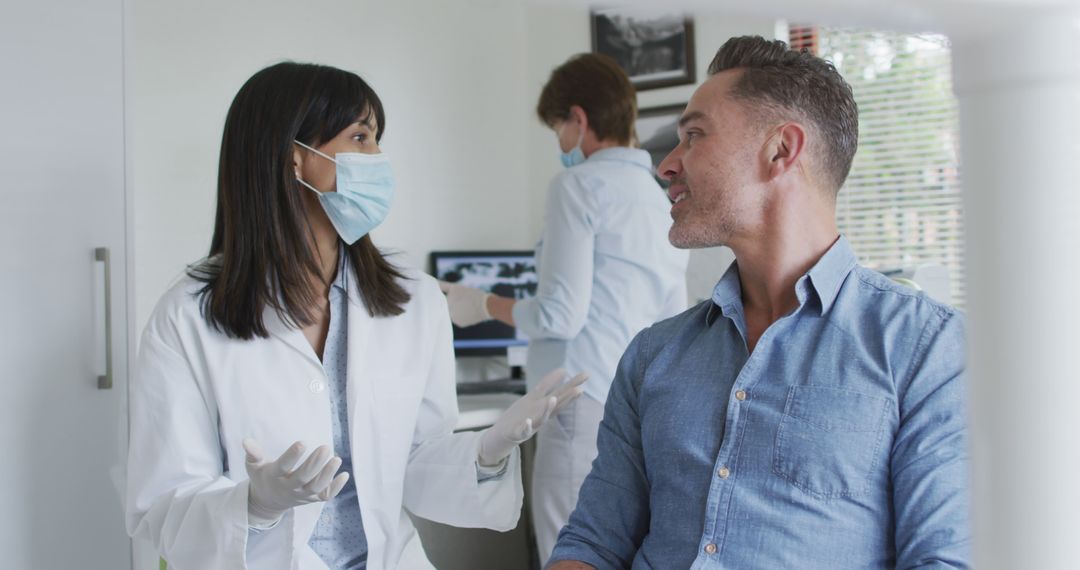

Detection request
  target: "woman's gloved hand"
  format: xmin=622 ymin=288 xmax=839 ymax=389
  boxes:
xmin=243 ymin=439 xmax=350 ymax=528
xmin=478 ymin=369 xmax=588 ymax=466
xmin=438 ymin=281 xmax=492 ymax=328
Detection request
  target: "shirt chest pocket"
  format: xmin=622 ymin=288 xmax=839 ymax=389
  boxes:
xmin=772 ymin=385 xmax=892 ymax=499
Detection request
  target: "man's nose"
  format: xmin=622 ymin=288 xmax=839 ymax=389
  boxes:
xmin=657 ymin=147 xmax=682 ymax=181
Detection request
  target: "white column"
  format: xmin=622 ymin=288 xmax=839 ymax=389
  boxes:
xmin=951 ymin=8 xmax=1080 ymax=569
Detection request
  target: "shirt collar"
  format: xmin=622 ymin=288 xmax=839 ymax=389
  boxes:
xmin=704 ymin=236 xmax=856 ymax=324
xmin=804 ymin=235 xmax=857 ymax=314
xmin=332 ymin=246 xmax=350 ymax=295
xmin=586 ymin=147 xmax=654 ymax=172
xmin=706 ymin=262 xmax=743 ymax=325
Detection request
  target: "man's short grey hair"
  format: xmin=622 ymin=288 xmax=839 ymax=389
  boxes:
xmin=709 ymin=35 xmax=859 ymax=193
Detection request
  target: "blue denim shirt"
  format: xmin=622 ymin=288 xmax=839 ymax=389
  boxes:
xmin=550 ymin=237 xmax=970 ymax=569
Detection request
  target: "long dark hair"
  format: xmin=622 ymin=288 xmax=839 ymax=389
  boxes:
xmin=190 ymin=62 xmax=410 ymax=340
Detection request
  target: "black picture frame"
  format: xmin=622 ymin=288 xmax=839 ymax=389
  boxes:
xmin=636 ymin=103 xmax=686 ymax=187
xmin=591 ymin=8 xmax=696 ymax=91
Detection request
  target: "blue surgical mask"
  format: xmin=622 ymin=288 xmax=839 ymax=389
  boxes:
xmin=293 ymin=140 xmax=395 ymax=245
xmin=558 ymin=123 xmax=586 ymax=168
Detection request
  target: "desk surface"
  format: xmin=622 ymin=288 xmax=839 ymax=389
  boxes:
xmin=456 ymin=392 xmax=520 ymax=431
xmin=455 ymin=377 xmax=526 ymax=395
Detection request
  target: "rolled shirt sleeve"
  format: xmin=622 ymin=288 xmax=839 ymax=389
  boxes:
xmin=892 ymin=310 xmax=971 ymax=568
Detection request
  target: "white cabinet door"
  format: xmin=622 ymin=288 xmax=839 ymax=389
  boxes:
xmin=0 ymin=0 xmax=130 ymax=568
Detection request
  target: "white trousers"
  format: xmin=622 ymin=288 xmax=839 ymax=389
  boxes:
xmin=530 ymin=395 xmax=605 ymax=566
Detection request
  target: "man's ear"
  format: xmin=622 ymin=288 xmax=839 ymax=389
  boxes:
xmin=765 ymin=122 xmax=807 ymax=181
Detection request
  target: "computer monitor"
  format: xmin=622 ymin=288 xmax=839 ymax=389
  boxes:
xmin=429 ymin=250 xmax=537 ymax=357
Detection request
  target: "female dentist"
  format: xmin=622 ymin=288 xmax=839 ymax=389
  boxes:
xmin=125 ymin=62 xmax=585 ymax=570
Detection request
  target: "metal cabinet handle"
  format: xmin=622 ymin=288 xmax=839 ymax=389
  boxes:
xmin=95 ymin=247 xmax=113 ymax=390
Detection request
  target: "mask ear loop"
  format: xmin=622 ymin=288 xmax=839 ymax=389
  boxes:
xmin=295 ymin=175 xmax=323 ymax=195
xmin=292 ymin=140 xmax=335 ymax=194
xmin=293 ymin=139 xmax=337 ymax=163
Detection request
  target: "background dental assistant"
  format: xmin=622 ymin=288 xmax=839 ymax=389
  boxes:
xmin=440 ymin=53 xmax=688 ymax=563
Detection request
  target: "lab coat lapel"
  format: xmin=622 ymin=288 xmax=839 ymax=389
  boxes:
xmin=345 ymin=283 xmax=376 ymax=437
xmin=344 ymin=277 xmax=385 ymax=533
xmin=263 ymin=304 xmax=323 ymax=370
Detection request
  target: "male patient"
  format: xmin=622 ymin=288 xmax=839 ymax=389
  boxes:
xmin=547 ymin=35 xmax=970 ymax=569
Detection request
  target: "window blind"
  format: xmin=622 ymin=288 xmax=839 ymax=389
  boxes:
xmin=791 ymin=27 xmax=965 ymax=305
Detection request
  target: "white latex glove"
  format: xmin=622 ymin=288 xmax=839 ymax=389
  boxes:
xmin=438 ymin=281 xmax=492 ymax=328
xmin=243 ymin=439 xmax=350 ymax=528
xmin=478 ymin=369 xmax=589 ymax=466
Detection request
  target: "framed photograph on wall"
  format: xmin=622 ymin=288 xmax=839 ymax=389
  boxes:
xmin=591 ymin=8 xmax=696 ymax=91
xmin=636 ymin=103 xmax=685 ymax=187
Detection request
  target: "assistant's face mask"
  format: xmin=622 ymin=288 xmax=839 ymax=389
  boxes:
xmin=557 ymin=121 xmax=586 ymax=168
xmin=293 ymin=140 xmax=395 ymax=245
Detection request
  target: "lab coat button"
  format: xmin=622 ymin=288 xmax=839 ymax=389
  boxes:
xmin=309 ymin=380 xmax=326 ymax=393
xmin=704 ymin=543 xmax=717 ymax=554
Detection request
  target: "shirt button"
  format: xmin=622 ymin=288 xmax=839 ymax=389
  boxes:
xmin=309 ymin=380 xmax=326 ymax=393
xmin=735 ymin=390 xmax=747 ymax=401
xmin=704 ymin=543 xmax=717 ymax=554
xmin=718 ymin=466 xmax=730 ymax=479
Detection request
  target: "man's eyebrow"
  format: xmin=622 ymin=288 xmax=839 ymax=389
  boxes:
xmin=678 ymin=111 xmax=706 ymax=128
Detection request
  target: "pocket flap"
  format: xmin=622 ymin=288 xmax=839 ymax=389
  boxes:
xmin=785 ymin=386 xmax=890 ymax=433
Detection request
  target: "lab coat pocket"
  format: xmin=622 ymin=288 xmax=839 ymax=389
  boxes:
xmin=772 ymin=385 xmax=891 ymax=499
xmin=373 ymin=376 xmax=425 ymax=451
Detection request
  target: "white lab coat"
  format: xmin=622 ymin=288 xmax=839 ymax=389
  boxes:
xmin=126 ymin=268 xmax=523 ymax=570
